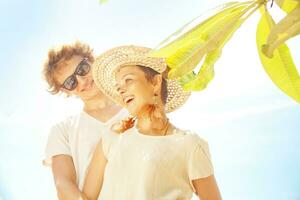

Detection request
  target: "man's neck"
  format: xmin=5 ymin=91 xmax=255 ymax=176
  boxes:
xmin=83 ymin=95 xmax=122 ymax=123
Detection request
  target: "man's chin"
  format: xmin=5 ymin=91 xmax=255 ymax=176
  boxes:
xmin=80 ymin=90 xmax=101 ymax=101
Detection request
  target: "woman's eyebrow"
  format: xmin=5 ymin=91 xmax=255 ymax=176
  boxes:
xmin=121 ymin=73 xmax=135 ymax=79
xmin=114 ymin=73 xmax=134 ymax=88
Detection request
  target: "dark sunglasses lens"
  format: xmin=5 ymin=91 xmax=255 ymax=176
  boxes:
xmin=63 ymin=76 xmax=77 ymax=90
xmin=76 ymin=62 xmax=90 ymax=76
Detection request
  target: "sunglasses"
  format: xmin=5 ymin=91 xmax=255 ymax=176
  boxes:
xmin=61 ymin=57 xmax=91 ymax=91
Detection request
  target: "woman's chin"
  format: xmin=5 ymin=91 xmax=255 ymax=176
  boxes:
xmin=125 ymin=106 xmax=138 ymax=117
xmin=125 ymin=102 xmax=150 ymax=117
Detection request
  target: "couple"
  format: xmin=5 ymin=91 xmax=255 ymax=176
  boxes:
xmin=43 ymin=42 xmax=222 ymax=200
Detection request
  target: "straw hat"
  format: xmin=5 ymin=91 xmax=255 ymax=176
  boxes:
xmin=92 ymin=45 xmax=190 ymax=113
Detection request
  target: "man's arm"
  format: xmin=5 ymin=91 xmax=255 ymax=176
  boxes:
xmin=51 ymin=155 xmax=88 ymax=200
xmin=192 ymin=175 xmax=222 ymax=200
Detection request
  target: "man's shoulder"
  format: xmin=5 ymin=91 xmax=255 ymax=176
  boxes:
xmin=107 ymin=108 xmax=129 ymax=125
xmin=115 ymin=108 xmax=129 ymax=119
xmin=50 ymin=112 xmax=84 ymax=131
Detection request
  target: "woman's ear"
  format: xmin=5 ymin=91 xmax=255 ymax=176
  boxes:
xmin=152 ymin=74 xmax=163 ymax=94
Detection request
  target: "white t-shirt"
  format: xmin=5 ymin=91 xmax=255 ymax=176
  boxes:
xmin=100 ymin=127 xmax=214 ymax=200
xmin=44 ymin=109 xmax=128 ymax=189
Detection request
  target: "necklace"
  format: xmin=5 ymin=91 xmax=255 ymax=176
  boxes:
xmin=137 ymin=118 xmax=172 ymax=136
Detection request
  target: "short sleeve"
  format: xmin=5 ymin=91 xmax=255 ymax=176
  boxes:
xmin=43 ymin=123 xmax=71 ymax=166
xmin=188 ymin=137 xmax=214 ymax=181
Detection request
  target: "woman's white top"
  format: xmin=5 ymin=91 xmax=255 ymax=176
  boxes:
xmin=99 ymin=127 xmax=214 ymax=200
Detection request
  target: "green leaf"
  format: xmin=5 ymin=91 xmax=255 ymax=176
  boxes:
xmin=275 ymin=0 xmax=299 ymax=13
xmin=257 ymin=7 xmax=300 ymax=103
xmin=99 ymin=0 xmax=109 ymax=4
xmin=182 ymin=49 xmax=220 ymax=91
xmin=149 ymin=0 xmax=264 ymax=91
xmin=262 ymin=5 xmax=300 ymax=58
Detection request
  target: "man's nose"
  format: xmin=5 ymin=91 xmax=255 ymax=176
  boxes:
xmin=76 ymin=75 xmax=87 ymax=92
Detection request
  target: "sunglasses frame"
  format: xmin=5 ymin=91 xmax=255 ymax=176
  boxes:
xmin=61 ymin=57 xmax=90 ymax=91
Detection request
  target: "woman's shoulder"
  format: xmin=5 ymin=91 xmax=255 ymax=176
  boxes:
xmin=174 ymin=128 xmax=209 ymax=147
xmin=174 ymin=129 xmax=211 ymax=161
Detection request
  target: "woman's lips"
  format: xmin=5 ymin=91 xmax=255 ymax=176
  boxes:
xmin=124 ymin=96 xmax=134 ymax=105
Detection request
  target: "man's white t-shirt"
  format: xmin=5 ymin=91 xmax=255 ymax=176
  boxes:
xmin=44 ymin=109 xmax=128 ymax=189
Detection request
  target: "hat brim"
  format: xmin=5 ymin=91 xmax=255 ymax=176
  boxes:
xmin=92 ymin=45 xmax=190 ymax=113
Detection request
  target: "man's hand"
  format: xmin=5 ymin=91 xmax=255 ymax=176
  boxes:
xmin=52 ymin=155 xmax=88 ymax=200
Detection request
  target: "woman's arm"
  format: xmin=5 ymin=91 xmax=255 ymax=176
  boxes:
xmin=192 ymin=175 xmax=222 ymax=200
xmin=83 ymin=139 xmax=107 ymax=200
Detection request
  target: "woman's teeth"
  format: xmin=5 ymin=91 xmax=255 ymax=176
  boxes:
xmin=125 ymin=96 xmax=134 ymax=104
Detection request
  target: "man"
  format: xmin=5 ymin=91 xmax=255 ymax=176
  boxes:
xmin=43 ymin=41 xmax=127 ymax=200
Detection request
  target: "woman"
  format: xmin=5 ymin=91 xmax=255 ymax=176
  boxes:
xmin=83 ymin=45 xmax=221 ymax=200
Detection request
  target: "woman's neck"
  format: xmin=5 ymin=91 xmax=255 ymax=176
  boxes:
xmin=136 ymin=107 xmax=172 ymax=136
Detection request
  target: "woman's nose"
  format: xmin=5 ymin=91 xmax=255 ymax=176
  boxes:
xmin=117 ymin=86 xmax=126 ymax=95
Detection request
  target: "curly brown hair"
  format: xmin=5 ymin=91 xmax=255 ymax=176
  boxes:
xmin=42 ymin=41 xmax=94 ymax=94
xmin=137 ymin=65 xmax=168 ymax=105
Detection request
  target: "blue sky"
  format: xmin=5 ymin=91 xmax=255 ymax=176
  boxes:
xmin=0 ymin=0 xmax=300 ymax=199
